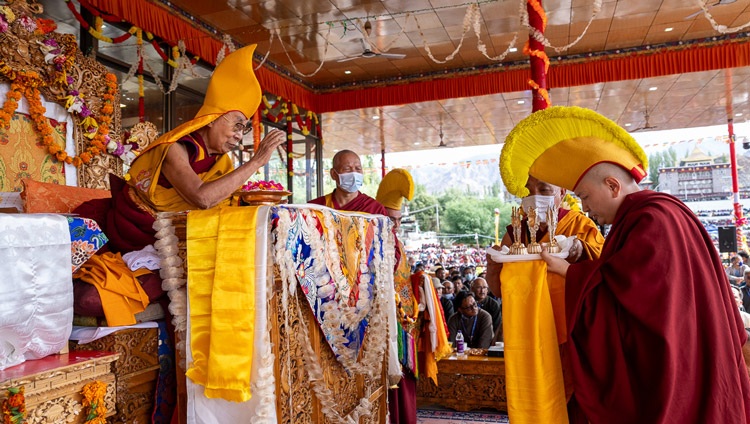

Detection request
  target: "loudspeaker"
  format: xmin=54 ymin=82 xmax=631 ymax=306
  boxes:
xmin=718 ymin=226 xmax=738 ymax=253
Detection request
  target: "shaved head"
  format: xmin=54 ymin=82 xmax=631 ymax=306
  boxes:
xmin=332 ymin=150 xmax=360 ymax=171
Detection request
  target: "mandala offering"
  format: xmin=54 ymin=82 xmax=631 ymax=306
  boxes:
xmin=236 ymin=180 xmax=291 ymax=205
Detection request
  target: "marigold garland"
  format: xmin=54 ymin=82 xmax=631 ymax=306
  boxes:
xmin=0 ymin=24 xmax=118 ymax=167
xmin=1 ymin=386 xmax=26 ymax=424
xmin=80 ymin=381 xmax=107 ymax=424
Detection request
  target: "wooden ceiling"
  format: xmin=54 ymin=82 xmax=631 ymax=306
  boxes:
xmin=129 ymin=0 xmax=750 ymax=154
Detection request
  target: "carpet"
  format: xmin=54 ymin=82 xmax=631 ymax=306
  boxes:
xmin=417 ymin=408 xmax=510 ymax=423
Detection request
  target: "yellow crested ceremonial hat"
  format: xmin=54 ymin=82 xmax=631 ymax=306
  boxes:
xmin=195 ymin=44 xmax=261 ymax=120
xmin=500 ymin=106 xmax=648 ymax=197
xmin=376 ymin=168 xmax=414 ymax=210
xmin=133 ymin=44 xmax=262 ymax=158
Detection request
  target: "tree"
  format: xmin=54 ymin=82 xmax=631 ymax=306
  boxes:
xmin=406 ymin=184 xmax=439 ymax=232
xmin=437 ymin=189 xmax=513 ymax=245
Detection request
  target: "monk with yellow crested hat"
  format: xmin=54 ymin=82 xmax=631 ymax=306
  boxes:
xmin=501 ymin=106 xmax=750 ymax=423
xmin=376 ymin=168 xmax=452 ymax=424
xmin=103 ymin=45 xmax=287 ymax=253
xmin=376 ymin=168 xmax=414 ymax=231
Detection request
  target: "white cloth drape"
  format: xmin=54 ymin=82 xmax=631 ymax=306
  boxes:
xmin=0 ymin=214 xmax=73 ymax=370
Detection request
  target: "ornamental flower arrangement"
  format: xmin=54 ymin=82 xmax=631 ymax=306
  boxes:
xmin=241 ymin=180 xmax=285 ymax=191
xmin=0 ymin=1 xmax=119 ymax=167
xmin=1 ymin=386 xmax=26 ymax=424
xmin=80 ymin=381 xmax=107 ymax=424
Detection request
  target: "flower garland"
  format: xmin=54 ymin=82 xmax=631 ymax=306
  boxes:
xmin=0 ymin=7 xmax=118 ymax=167
xmin=521 ymin=0 xmax=602 ymax=53
xmin=80 ymin=381 xmax=107 ymax=424
xmin=696 ymin=0 xmax=750 ymax=34
xmin=1 ymin=387 xmax=26 ymax=424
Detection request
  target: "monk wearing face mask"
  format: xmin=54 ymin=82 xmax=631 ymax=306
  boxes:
xmin=309 ymin=149 xmax=386 ymax=215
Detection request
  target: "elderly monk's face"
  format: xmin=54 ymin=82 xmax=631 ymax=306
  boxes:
xmin=526 ymin=175 xmax=565 ymax=208
xmin=206 ymin=111 xmax=249 ymax=155
xmin=331 ymin=152 xmax=362 ymax=185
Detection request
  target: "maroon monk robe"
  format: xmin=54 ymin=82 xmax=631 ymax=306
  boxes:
xmin=309 ymin=190 xmax=387 ymax=215
xmin=74 ymin=133 xmax=220 ymax=254
xmin=565 ymin=190 xmax=750 ymax=424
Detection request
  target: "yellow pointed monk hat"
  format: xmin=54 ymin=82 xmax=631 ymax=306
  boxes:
xmin=500 ymin=106 xmax=648 ymax=197
xmin=195 ymin=44 xmax=261 ymax=119
xmin=376 ymin=168 xmax=415 ymax=210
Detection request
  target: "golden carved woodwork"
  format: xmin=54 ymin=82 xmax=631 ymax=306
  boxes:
xmin=69 ymin=328 xmax=160 ymax=424
xmin=0 ymin=352 xmax=118 ymax=424
xmin=269 ymin=278 xmax=388 ymax=424
xmin=127 ymin=121 xmax=160 ymax=151
xmin=0 ymin=0 xmax=123 ymax=190
xmin=417 ymin=355 xmax=507 ymax=412
xmin=162 ymin=212 xmax=389 ymax=423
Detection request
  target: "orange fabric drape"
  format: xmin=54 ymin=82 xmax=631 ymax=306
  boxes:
xmin=81 ymin=0 xmax=750 ymax=115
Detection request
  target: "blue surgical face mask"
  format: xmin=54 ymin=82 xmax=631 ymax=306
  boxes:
xmin=443 ymin=293 xmax=454 ymax=300
xmin=464 ymin=273 xmax=474 ymax=282
xmin=337 ymin=171 xmax=363 ymax=193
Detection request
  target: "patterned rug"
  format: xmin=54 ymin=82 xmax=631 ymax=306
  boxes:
xmin=417 ymin=408 xmax=510 ymax=423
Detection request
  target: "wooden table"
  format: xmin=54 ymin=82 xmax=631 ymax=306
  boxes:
xmin=417 ymin=354 xmax=506 ymax=412
xmin=0 ymin=351 xmax=118 ymax=424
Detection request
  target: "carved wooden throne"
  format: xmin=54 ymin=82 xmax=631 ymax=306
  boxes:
xmin=0 ymin=0 xmax=122 ymax=191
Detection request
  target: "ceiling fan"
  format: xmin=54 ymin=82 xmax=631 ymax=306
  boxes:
xmin=685 ymin=0 xmax=737 ymax=20
xmin=629 ymin=108 xmax=659 ymax=132
xmin=437 ymin=124 xmax=448 ymax=148
xmin=336 ymin=20 xmax=406 ymax=63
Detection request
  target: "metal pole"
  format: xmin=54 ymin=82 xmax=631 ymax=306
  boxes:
xmin=435 ymin=204 xmax=440 ymax=234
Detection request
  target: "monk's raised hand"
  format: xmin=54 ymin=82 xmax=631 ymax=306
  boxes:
xmin=253 ymin=129 xmax=287 ymax=164
xmin=540 ymin=246 xmax=570 ymax=277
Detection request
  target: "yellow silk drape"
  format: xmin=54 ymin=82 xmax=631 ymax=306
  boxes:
xmin=186 ymin=206 xmax=258 ymax=402
xmin=501 ymin=260 xmax=568 ymax=424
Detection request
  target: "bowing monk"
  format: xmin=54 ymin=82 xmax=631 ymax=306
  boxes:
xmin=504 ymin=105 xmax=750 ymax=424
xmin=98 ymin=45 xmax=286 ymax=253
xmin=309 ymin=149 xmax=387 ymax=215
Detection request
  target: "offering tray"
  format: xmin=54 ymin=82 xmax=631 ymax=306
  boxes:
xmin=234 ymin=189 xmax=291 ymax=206
xmin=486 ymin=235 xmax=577 ymax=263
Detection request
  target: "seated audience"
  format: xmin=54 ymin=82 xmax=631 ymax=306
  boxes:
xmin=471 ymin=278 xmax=501 ymax=331
xmin=433 ymin=278 xmax=454 ymax=319
xmin=447 ymin=291 xmax=493 ymax=349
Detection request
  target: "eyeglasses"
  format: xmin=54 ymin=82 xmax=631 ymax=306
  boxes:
xmin=220 ymin=115 xmax=252 ymax=135
xmin=460 ymin=303 xmax=478 ymax=311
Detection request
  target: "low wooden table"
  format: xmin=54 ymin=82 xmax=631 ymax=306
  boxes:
xmin=0 ymin=351 xmax=118 ymax=423
xmin=417 ymin=354 xmax=506 ymax=412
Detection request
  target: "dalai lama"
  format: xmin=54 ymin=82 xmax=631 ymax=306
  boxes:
xmin=309 ymin=149 xmax=387 ymax=215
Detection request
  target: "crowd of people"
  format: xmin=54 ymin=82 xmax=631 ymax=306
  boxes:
xmin=404 ymin=244 xmax=487 ymax=274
